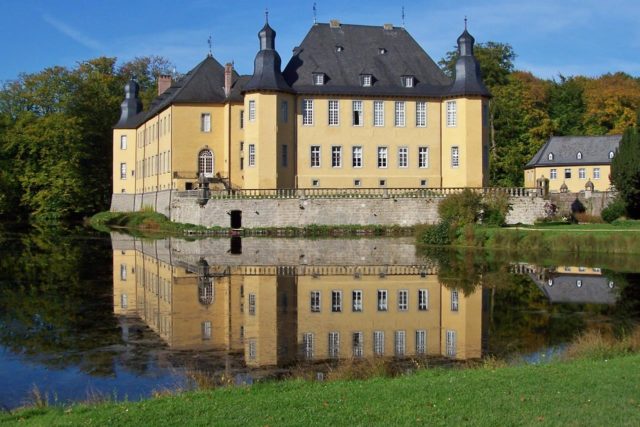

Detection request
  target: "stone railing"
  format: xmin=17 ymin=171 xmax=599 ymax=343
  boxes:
xmin=174 ymin=187 xmax=540 ymax=200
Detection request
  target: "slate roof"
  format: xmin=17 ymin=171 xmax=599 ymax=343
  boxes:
xmin=448 ymin=29 xmax=491 ymax=97
xmin=243 ymin=23 xmax=293 ymax=93
xmin=525 ymin=135 xmax=622 ymax=169
xmin=282 ymin=23 xmax=452 ymax=97
xmin=530 ymin=273 xmax=617 ymax=305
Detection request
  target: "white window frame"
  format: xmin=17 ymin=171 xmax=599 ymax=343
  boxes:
xmin=353 ymin=332 xmax=364 ymax=357
xmin=394 ymin=330 xmax=406 ymax=356
xmin=310 ymin=291 xmax=321 ymax=312
xmin=377 ymin=146 xmax=388 ymax=169
xmin=328 ymin=100 xmax=339 ymax=126
xmin=120 ymin=135 xmax=127 ymax=150
xmin=328 ymin=332 xmax=340 ymax=358
xmin=402 ymin=76 xmax=414 ymax=88
xmin=394 ymin=101 xmax=406 ymax=127
xmin=594 ymin=168 xmax=600 ymax=180
xmin=398 ymin=289 xmax=408 ymax=311
xmin=577 ymin=152 xmax=583 ymax=160
xmin=374 ymin=100 xmax=384 ymax=127
xmin=248 ymin=144 xmax=256 ymax=167
xmin=248 ymin=100 xmax=256 ymax=122
xmin=451 ymin=290 xmax=459 ymax=312
xmin=377 ymin=289 xmax=388 ymax=311
xmin=201 ymin=113 xmax=211 ymax=132
xmin=451 ymin=146 xmax=460 ymax=168
xmin=398 ymin=147 xmax=408 ymax=168
xmin=311 ymin=145 xmax=321 ymax=168
xmin=579 ymin=168 xmax=586 ymax=179
xmin=446 ymin=330 xmax=457 ymax=357
xmin=352 ymin=290 xmax=363 ymax=312
xmin=362 ymin=74 xmax=372 ymax=87
xmin=416 ymin=330 xmax=427 ymax=354
xmin=199 ymin=149 xmax=214 ymax=178
xmin=248 ymin=340 xmax=257 ymax=360
xmin=446 ymin=101 xmax=457 ymax=127
xmin=120 ymin=293 xmax=128 ymax=309
xmin=373 ymin=331 xmax=385 ymax=355
xmin=550 ymin=168 xmax=557 ymax=180
xmin=418 ymin=147 xmax=429 ymax=168
xmin=302 ymin=99 xmax=314 ymax=125
xmin=331 ymin=290 xmax=342 ymax=312
xmin=202 ymin=321 xmax=212 ymax=340
xmin=565 ymin=168 xmax=572 ymax=179
xmin=331 ymin=146 xmax=342 ymax=168
xmin=120 ymin=163 xmax=127 ymax=180
xmin=248 ymin=293 xmax=256 ymax=315
xmin=313 ymin=73 xmax=325 ymax=85
xmin=303 ymin=332 xmax=314 ymax=359
xmin=120 ymin=264 xmax=127 ymax=281
xmin=416 ymin=101 xmax=427 ymax=127
xmin=352 ymin=100 xmax=363 ymax=126
xmin=352 ymin=146 xmax=363 ymax=168
xmin=418 ymin=289 xmax=429 ymax=311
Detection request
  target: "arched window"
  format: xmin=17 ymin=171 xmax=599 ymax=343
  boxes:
xmin=199 ymin=149 xmax=214 ymax=178
xmin=548 ymin=153 xmax=554 ymax=161
xmin=609 ymin=151 xmax=615 ymax=159
xmin=577 ymin=152 xmax=582 ymax=160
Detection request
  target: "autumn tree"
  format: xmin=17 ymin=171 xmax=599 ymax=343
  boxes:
xmin=581 ymin=73 xmax=640 ymax=135
xmin=548 ymin=75 xmax=586 ymax=136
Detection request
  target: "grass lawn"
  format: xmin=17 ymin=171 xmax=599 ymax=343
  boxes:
xmin=3 ymin=355 xmax=640 ymax=426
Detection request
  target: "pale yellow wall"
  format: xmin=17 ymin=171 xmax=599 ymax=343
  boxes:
xmin=441 ymin=287 xmax=482 ymax=359
xmin=556 ymin=266 xmax=602 ymax=275
xmin=112 ymin=129 xmax=136 ymax=195
xmin=133 ymin=108 xmax=174 ymax=194
xmin=525 ymin=165 xmax=612 ymax=192
xmin=113 ymin=249 xmax=137 ymax=315
xmin=441 ymin=98 xmax=487 ymax=188
xmin=226 ymin=103 xmax=245 ymax=189
xmin=296 ymin=97 xmax=443 ymax=189
xmin=242 ymin=276 xmax=279 ymax=366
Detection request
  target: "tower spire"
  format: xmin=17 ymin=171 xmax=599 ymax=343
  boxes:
xmin=402 ymin=6 xmax=405 ymax=28
xmin=265 ymin=8 xmax=269 ymax=24
xmin=313 ymin=2 xmax=317 ymax=24
xmin=464 ymin=16 xmax=468 ymax=30
xmin=207 ymin=35 xmax=212 ymax=57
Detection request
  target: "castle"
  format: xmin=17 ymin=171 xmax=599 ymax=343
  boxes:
xmin=112 ymin=17 xmax=490 ymax=207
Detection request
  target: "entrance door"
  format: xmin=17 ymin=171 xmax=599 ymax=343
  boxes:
xmin=199 ymin=150 xmax=214 ymax=178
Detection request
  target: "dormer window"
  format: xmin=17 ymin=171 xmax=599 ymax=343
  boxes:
xmin=548 ymin=153 xmax=554 ymax=161
xmin=401 ymin=76 xmax=414 ymax=88
xmin=378 ymin=48 xmax=387 ymax=55
xmin=609 ymin=151 xmax=615 ymax=159
xmin=577 ymin=152 xmax=583 ymax=160
xmin=335 ymin=45 xmax=344 ymax=52
xmin=313 ymin=73 xmax=325 ymax=86
xmin=361 ymin=74 xmax=372 ymax=87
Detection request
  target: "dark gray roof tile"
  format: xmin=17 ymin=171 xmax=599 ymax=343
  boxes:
xmin=525 ymin=135 xmax=622 ymax=168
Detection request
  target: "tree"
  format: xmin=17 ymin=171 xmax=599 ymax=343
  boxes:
xmin=581 ymin=73 xmax=640 ymax=135
xmin=439 ymin=42 xmax=516 ymax=89
xmin=610 ymin=126 xmax=640 ymax=218
xmin=548 ymin=75 xmax=586 ymax=136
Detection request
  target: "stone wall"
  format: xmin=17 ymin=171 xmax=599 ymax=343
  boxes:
xmin=549 ymin=191 xmax=613 ymax=217
xmin=505 ymin=197 xmax=548 ymax=225
xmin=111 ymin=190 xmax=172 ymax=215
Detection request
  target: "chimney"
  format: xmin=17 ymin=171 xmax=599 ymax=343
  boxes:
xmin=158 ymin=75 xmax=172 ymax=96
xmin=329 ymin=19 xmax=341 ymax=28
xmin=224 ymin=63 xmax=233 ymax=98
xmin=383 ymin=23 xmax=394 ymax=30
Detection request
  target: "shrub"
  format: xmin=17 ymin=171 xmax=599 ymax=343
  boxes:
xmin=438 ymin=189 xmax=483 ymax=226
xmin=419 ymin=220 xmax=454 ymax=245
xmin=482 ymin=191 xmax=512 ymax=226
xmin=601 ymin=198 xmax=626 ymax=223
xmin=573 ymin=212 xmax=604 ymax=224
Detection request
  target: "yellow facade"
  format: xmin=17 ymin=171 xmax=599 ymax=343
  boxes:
xmin=112 ymin=129 xmax=136 ymax=194
xmin=524 ymin=165 xmax=612 ymax=192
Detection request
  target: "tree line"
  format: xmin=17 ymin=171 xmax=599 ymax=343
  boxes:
xmin=1 ymin=45 xmax=639 ymax=223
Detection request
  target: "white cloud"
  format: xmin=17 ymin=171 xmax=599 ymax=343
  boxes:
xmin=42 ymin=14 xmax=104 ymax=51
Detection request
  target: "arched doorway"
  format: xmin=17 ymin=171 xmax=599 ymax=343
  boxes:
xmin=199 ymin=149 xmax=214 ymax=178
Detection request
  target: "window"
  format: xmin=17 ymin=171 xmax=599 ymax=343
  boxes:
xmin=398 ymin=290 xmax=408 ymax=311
xmin=418 ymin=147 xmax=429 ymax=168
xmin=248 ymin=100 xmax=256 ymax=121
xmin=594 ymin=168 xmax=600 ymax=179
xmin=353 ymin=332 xmax=364 ymax=357
xmin=248 ymin=293 xmax=256 ymax=315
xmin=120 ymin=163 xmax=127 ymax=180
xmin=577 ymin=152 xmax=583 ymax=160
xmin=328 ymin=100 xmax=339 ymax=126
xmin=377 ymin=147 xmax=388 ymax=168
xmin=352 ymin=290 xmax=363 ymax=312
xmin=352 ymin=101 xmax=363 ymax=126
xmin=362 ymin=74 xmax=372 ymax=87
xmin=281 ymin=101 xmax=288 ymax=123
xmin=579 ymin=168 xmax=586 ymax=179
xmin=394 ymin=330 xmax=406 ymax=356
xmin=248 ymin=340 xmax=257 ymax=360
xmin=397 ymin=147 xmax=408 ymax=168
xmin=609 ymin=151 xmax=615 ymax=159
xmin=240 ymin=110 xmax=244 ymax=128
xmin=394 ymin=101 xmax=406 ymax=127
xmin=311 ymin=146 xmax=321 ymax=167
xmin=550 ymin=168 xmax=557 ymax=180
xmin=565 ymin=168 xmax=572 ymax=179
xmin=303 ymin=333 xmax=314 ymax=359
xmin=331 ymin=290 xmax=342 ymax=312
xmin=248 ymin=144 xmax=256 ymax=167
xmin=313 ymin=73 xmax=325 ymax=85
xmin=446 ymin=330 xmax=457 ymax=357
xmin=379 ymin=179 xmax=386 ymax=187
xmin=416 ymin=330 xmax=426 ymax=354
xmin=328 ymin=332 xmax=340 ymax=358
xmin=201 ymin=113 xmax=211 ymax=132
xmin=446 ymin=101 xmax=457 ymax=127
xmin=302 ymin=99 xmax=314 ymax=125
xmin=418 ymin=289 xmax=429 ymax=311
xmin=332 ymin=146 xmax=342 ymax=167
xmin=120 ymin=294 xmax=128 ymax=309
xmin=336 ymin=45 xmax=344 ymax=52
xmin=378 ymin=47 xmax=387 ymax=55
xmin=450 ymin=290 xmax=459 ymax=312
xmin=120 ymin=264 xmax=127 ymax=281
xmin=548 ymin=152 xmax=554 ymax=161
xmin=451 ymin=146 xmax=460 ymax=168
xmin=312 ymin=179 xmax=319 ymax=187
xmin=377 ymin=289 xmax=388 ymax=311
xmin=374 ymin=331 xmax=385 ymax=355
xmin=120 ymin=135 xmax=127 ymax=150
xmin=352 ymin=146 xmax=363 ymax=168
xmin=282 ymin=145 xmax=288 ymax=167
xmin=310 ymin=291 xmax=320 ymax=312
xmin=401 ymin=76 xmax=414 ymax=88
xmin=420 ymin=179 xmax=427 ymax=187
xmin=202 ymin=321 xmax=212 ymax=340
xmin=416 ymin=101 xmax=427 ymax=127
xmin=373 ymin=100 xmax=384 ymax=126
xmin=199 ymin=149 xmax=214 ymax=178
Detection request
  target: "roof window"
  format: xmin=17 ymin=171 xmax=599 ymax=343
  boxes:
xmin=609 ymin=151 xmax=615 ymax=159
xmin=401 ymin=76 xmax=414 ymax=88
xmin=577 ymin=151 xmax=583 ymax=160
xmin=335 ymin=45 xmax=344 ymax=52
xmin=378 ymin=48 xmax=387 ymax=55
xmin=361 ymin=74 xmax=373 ymax=87
xmin=313 ymin=73 xmax=325 ymax=86
xmin=548 ymin=153 xmax=554 ymax=161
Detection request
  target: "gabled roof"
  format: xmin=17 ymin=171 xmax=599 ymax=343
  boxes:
xmin=283 ymin=23 xmax=452 ymax=97
xmin=525 ymin=135 xmax=622 ymax=169
xmin=530 ymin=273 xmax=617 ymax=305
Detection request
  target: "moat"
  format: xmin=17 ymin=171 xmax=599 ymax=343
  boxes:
xmin=0 ymin=228 xmax=638 ymax=410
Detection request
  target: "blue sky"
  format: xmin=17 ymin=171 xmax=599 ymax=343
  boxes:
xmin=1 ymin=0 xmax=638 ymax=83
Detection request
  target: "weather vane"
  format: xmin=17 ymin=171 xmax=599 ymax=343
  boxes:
xmin=207 ymin=35 xmax=212 ymax=56
xmin=402 ymin=6 xmax=405 ymax=27
xmin=313 ymin=2 xmax=317 ymax=24
xmin=464 ymin=16 xmax=468 ymax=30
xmin=265 ymin=8 xmax=269 ymax=23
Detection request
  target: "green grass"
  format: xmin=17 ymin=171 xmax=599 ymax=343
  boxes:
xmin=3 ymin=355 xmax=639 ymax=426
xmin=89 ymin=211 xmax=212 ymax=236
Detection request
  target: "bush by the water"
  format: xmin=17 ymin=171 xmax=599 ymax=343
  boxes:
xmin=438 ymin=189 xmax=483 ymax=226
xmin=418 ymin=221 xmax=454 ymax=245
xmin=482 ymin=191 xmax=512 ymax=226
xmin=601 ymin=198 xmax=627 ymax=223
